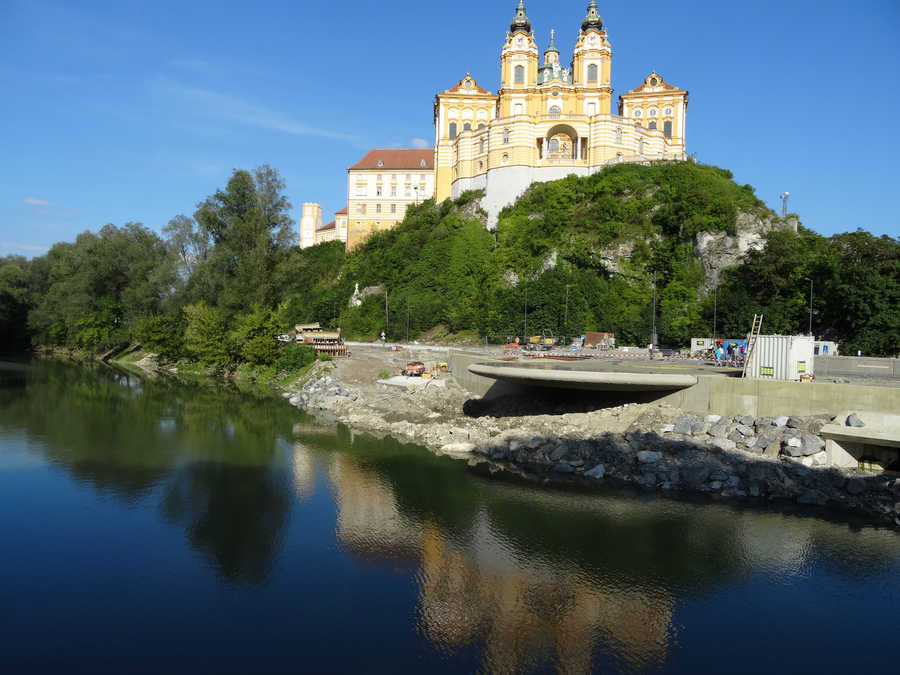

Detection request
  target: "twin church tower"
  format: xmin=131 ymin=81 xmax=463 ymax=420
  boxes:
xmin=433 ymin=0 xmax=688 ymax=225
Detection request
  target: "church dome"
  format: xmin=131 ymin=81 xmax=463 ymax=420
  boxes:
xmin=510 ymin=0 xmax=532 ymax=35
xmin=581 ymin=1 xmax=603 ymax=32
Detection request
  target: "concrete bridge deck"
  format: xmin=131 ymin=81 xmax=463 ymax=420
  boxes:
xmin=467 ymin=360 xmax=701 ymax=391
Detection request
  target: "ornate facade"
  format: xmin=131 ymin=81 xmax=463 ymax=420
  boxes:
xmin=433 ymin=1 xmax=689 ymax=226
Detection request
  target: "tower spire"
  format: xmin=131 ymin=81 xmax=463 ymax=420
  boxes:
xmin=581 ymin=0 xmax=603 ymax=33
xmin=510 ymin=0 xmax=532 ymax=35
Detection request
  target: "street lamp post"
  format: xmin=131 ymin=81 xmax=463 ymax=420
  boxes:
xmin=804 ymin=277 xmax=813 ymax=336
xmin=564 ymin=284 xmax=570 ymax=328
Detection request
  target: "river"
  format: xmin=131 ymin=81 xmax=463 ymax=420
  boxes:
xmin=1 ymin=359 xmax=898 ymax=674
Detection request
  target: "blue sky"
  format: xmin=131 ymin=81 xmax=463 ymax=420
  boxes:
xmin=3 ymin=0 xmax=899 ymax=257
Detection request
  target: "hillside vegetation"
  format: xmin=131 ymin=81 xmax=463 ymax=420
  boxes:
xmin=1 ymin=162 xmax=897 ymax=361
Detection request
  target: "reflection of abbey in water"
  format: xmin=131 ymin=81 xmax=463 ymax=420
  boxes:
xmin=292 ymin=434 xmax=900 ymax=673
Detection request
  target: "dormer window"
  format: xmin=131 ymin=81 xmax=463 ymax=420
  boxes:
xmin=419 ymin=159 xmax=427 ymax=168
xmin=650 ymin=77 xmax=658 ymax=86
xmin=464 ymin=79 xmax=473 ymax=89
xmin=376 ymin=159 xmax=384 ymax=167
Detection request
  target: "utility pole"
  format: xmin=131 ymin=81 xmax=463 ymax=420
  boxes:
xmin=385 ymin=287 xmax=389 ymax=339
xmin=651 ymin=271 xmax=657 ymax=349
xmin=524 ymin=287 xmax=528 ymax=338
xmin=406 ymin=296 xmax=410 ymax=344
xmin=713 ymin=287 xmax=717 ymax=340
xmin=564 ymin=284 xmax=570 ymax=327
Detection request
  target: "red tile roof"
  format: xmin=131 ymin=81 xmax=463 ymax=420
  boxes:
xmin=349 ymin=149 xmax=434 ymax=171
xmin=335 ymin=206 xmax=348 ymax=215
xmin=317 ymin=220 xmax=336 ymax=231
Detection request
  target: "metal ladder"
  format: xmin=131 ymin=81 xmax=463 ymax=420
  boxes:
xmin=741 ymin=314 xmax=763 ymax=378
xmin=741 ymin=314 xmax=764 ymax=378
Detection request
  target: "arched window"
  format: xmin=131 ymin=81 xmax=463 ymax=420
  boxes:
xmin=477 ymin=123 xmax=485 ymax=129
xmin=449 ymin=122 xmax=457 ymax=139
xmin=616 ymin=127 xmax=622 ymax=143
xmin=664 ymin=120 xmax=673 ymax=139
xmin=503 ymin=128 xmax=510 ymax=144
xmin=463 ymin=122 xmax=471 ymax=131
xmin=514 ymin=65 xmax=525 ymax=84
xmin=549 ymin=105 xmax=561 ymax=118
xmin=587 ymin=63 xmax=598 ymax=82
xmin=549 ymin=139 xmax=559 ymax=153
xmin=648 ymin=121 xmax=657 ymax=130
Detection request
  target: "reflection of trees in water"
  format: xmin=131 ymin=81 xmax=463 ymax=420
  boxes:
xmin=0 ymin=359 xmax=298 ymax=584
xmin=160 ymin=461 xmax=291 ymax=584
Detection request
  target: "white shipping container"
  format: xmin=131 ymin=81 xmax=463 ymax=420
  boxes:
xmin=746 ymin=335 xmax=815 ymax=381
xmin=690 ymin=337 xmax=715 ymax=354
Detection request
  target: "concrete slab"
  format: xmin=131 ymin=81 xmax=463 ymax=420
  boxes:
xmin=821 ymin=411 xmax=900 ymax=469
xmin=467 ymin=362 xmax=697 ymax=392
xmin=377 ymin=376 xmax=447 ymax=391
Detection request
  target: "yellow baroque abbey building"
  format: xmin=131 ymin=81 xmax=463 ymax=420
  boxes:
xmin=434 ymin=0 xmax=688 ymax=227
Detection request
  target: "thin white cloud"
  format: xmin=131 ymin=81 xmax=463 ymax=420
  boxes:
xmin=411 ymin=138 xmax=430 ymax=149
xmin=25 ymin=197 xmax=50 ymax=206
xmin=1 ymin=242 xmax=50 ymax=253
xmin=151 ymin=77 xmax=358 ymax=143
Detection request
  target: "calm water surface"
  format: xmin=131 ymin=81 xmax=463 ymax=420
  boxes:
xmin=1 ymin=359 xmax=898 ymax=674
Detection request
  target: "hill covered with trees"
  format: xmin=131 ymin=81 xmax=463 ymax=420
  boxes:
xmin=1 ymin=161 xmax=897 ymax=362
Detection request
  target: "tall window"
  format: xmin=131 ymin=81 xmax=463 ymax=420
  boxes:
xmin=391 ymin=185 xmax=397 ymax=197
xmin=376 ymin=186 xmax=382 ymax=196
xmin=503 ymin=128 xmax=510 ymax=144
xmin=549 ymin=138 xmax=559 ymax=153
xmin=391 ymin=203 xmax=396 ymax=214
xmin=664 ymin=121 xmax=673 ymax=139
xmin=616 ymin=127 xmax=622 ymax=143
xmin=479 ymin=138 xmax=485 ymax=153
xmin=549 ymin=105 xmax=561 ymax=118
xmin=463 ymin=122 xmax=471 ymax=131
xmin=449 ymin=122 xmax=457 ymax=139
xmin=648 ymin=121 xmax=657 ymax=130
xmin=587 ymin=63 xmax=598 ymax=82
xmin=376 ymin=204 xmax=381 ymax=214
xmin=514 ymin=65 xmax=524 ymax=84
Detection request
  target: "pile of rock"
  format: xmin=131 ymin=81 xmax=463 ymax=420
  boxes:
xmin=661 ymin=413 xmax=832 ymax=468
xmin=470 ymin=413 xmax=900 ymax=527
xmin=288 ymin=375 xmax=359 ymax=410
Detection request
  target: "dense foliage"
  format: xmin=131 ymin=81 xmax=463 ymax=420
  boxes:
xmin=1 ymin=161 xmax=897 ymax=359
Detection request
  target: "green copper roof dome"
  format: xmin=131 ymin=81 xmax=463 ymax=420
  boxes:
xmin=582 ymin=1 xmax=603 ymax=32
xmin=510 ymin=0 xmax=532 ymax=35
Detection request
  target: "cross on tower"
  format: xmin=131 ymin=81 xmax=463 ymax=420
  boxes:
xmin=550 ymin=29 xmax=555 ymax=42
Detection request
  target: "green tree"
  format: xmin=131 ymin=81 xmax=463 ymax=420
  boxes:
xmin=183 ymin=302 xmax=228 ymax=365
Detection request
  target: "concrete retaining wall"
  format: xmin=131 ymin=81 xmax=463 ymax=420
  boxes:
xmin=815 ymin=355 xmax=899 ymax=378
